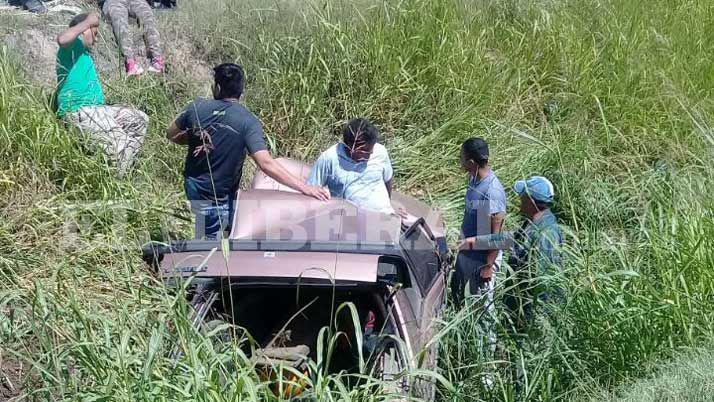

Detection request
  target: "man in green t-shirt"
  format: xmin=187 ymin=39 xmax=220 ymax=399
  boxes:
xmin=55 ymin=12 xmax=148 ymax=176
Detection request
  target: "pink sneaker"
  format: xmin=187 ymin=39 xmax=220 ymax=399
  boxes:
xmin=148 ymin=56 xmax=164 ymax=73
xmin=125 ymin=58 xmax=144 ymax=76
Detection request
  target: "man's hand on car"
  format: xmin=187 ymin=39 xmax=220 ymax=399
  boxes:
xmin=301 ymin=185 xmax=331 ymax=201
xmin=397 ymin=206 xmax=414 ymax=220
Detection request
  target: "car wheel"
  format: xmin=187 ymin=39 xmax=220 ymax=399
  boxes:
xmin=368 ymin=337 xmax=410 ymax=396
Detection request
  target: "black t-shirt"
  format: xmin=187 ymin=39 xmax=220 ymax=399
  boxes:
xmin=176 ymin=98 xmax=267 ymax=199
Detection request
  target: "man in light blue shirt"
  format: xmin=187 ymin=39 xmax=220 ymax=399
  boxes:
xmin=460 ymin=175 xmax=564 ymax=325
xmin=452 ymin=138 xmax=507 ymax=306
xmin=307 ymin=118 xmax=394 ymax=214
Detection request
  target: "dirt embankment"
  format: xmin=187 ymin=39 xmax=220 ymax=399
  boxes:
xmin=0 ymin=353 xmax=24 ymax=402
xmin=3 ymin=28 xmax=58 ymax=87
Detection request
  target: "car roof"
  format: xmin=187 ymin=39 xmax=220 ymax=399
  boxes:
xmin=242 ymin=158 xmax=446 ymax=240
xmin=229 ymin=189 xmax=403 ymax=244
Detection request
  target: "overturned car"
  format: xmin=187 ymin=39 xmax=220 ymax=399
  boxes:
xmin=143 ymin=159 xmax=450 ymax=399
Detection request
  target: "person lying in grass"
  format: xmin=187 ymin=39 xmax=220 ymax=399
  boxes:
xmin=166 ymin=63 xmax=330 ymax=239
xmin=55 ymin=12 xmax=148 ymax=176
xmin=100 ymin=0 xmax=164 ymax=75
xmin=459 ymin=175 xmax=564 ymax=324
xmin=307 ymin=118 xmax=395 ymax=214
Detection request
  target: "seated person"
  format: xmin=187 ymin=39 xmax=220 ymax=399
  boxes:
xmin=55 ymin=12 xmax=148 ymax=176
xmin=307 ymin=118 xmax=394 ymax=214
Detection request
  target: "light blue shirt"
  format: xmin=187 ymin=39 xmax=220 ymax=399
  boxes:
xmin=461 ymin=170 xmax=507 ymax=260
xmin=307 ymin=143 xmax=394 ymax=214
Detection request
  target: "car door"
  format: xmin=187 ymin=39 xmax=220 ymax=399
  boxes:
xmin=399 ymin=219 xmax=444 ymax=354
xmin=418 ymin=224 xmax=447 ymax=346
xmin=398 ymin=219 xmax=445 ymax=399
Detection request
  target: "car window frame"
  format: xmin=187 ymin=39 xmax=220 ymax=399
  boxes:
xmin=399 ymin=218 xmax=441 ymax=294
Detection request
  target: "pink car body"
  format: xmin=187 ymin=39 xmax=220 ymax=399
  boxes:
xmin=143 ymin=159 xmax=449 ymax=399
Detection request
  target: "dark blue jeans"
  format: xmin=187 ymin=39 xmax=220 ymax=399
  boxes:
xmin=451 ymin=250 xmax=490 ymax=307
xmin=184 ymin=177 xmax=235 ymax=240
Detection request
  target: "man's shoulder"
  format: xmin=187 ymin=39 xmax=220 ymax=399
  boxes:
xmin=469 ymin=171 xmax=506 ymax=197
xmin=321 ymin=143 xmax=341 ymax=159
xmin=372 ymin=143 xmax=389 ymax=156
xmin=184 ymin=97 xmax=216 ymax=109
xmin=57 ymin=38 xmax=84 ymax=58
xmin=183 ymin=98 xmax=239 ymax=117
xmin=310 ymin=145 xmax=340 ymax=174
xmin=534 ymin=213 xmax=563 ymax=242
xmin=543 ymin=213 xmax=562 ymax=234
xmin=216 ymin=101 xmax=261 ymax=125
xmin=373 ymin=142 xmax=388 ymax=152
xmin=489 ymin=172 xmax=507 ymax=197
xmin=368 ymin=143 xmax=391 ymax=164
xmin=234 ymin=104 xmax=261 ymax=126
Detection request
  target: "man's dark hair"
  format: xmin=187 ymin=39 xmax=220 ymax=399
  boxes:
xmin=213 ymin=63 xmax=245 ymax=100
xmin=342 ymin=118 xmax=379 ymax=147
xmin=69 ymin=13 xmax=89 ymax=28
xmin=461 ymin=137 xmax=489 ymax=167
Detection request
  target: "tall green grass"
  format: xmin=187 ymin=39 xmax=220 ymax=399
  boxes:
xmin=595 ymin=346 xmax=714 ymax=402
xmin=1 ymin=0 xmax=714 ymax=400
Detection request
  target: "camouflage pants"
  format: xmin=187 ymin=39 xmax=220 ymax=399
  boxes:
xmin=65 ymin=105 xmax=148 ymax=175
xmin=103 ymin=0 xmax=162 ymax=60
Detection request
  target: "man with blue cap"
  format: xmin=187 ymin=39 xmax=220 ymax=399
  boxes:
xmin=460 ymin=175 xmax=563 ymax=322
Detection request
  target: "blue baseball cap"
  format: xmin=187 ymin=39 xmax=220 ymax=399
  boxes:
xmin=513 ymin=176 xmax=555 ymax=203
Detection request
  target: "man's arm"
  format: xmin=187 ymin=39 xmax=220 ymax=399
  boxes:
xmin=251 ymin=150 xmax=330 ymax=201
xmin=458 ymin=231 xmax=513 ymax=251
xmin=56 ymin=13 xmax=99 ymax=48
xmin=166 ymin=120 xmax=188 ymax=145
xmin=480 ymin=212 xmax=505 ymax=281
xmin=383 ymin=149 xmax=394 ymax=198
